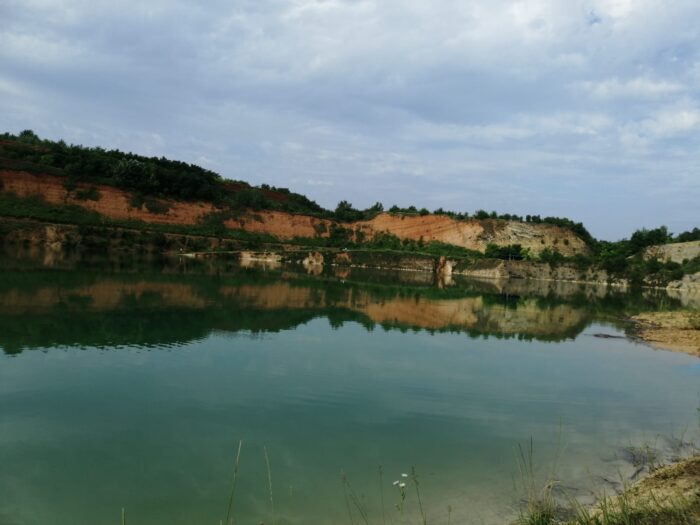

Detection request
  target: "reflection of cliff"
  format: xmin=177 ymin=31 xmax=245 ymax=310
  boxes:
xmin=0 ymin=272 xmax=595 ymax=354
xmin=221 ymin=283 xmax=588 ymax=338
xmin=0 ymin=281 xmax=208 ymax=314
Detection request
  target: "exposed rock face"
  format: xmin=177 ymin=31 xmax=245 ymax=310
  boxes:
xmin=0 ymin=218 xmax=232 ymax=257
xmin=356 ymin=213 xmax=588 ymax=256
xmin=454 ymin=259 xmax=625 ymax=286
xmin=0 ymin=170 xmax=216 ymax=225
xmin=435 ymin=256 xmax=453 ymax=277
xmin=226 ymin=210 xmax=329 ymax=239
xmin=643 ymin=241 xmax=700 ymax=264
xmin=302 ymin=251 xmax=324 ymax=268
xmin=1 ymin=170 xmax=591 ymax=255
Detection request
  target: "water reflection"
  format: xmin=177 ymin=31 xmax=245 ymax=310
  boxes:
xmin=0 ymin=255 xmax=684 ymax=354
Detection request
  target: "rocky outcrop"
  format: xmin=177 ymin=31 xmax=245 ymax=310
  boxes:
xmin=302 ymin=251 xmax=324 ymax=267
xmin=452 ymin=259 xmax=622 ymax=286
xmin=0 ymin=218 xmax=237 ymax=258
xmin=643 ymin=241 xmax=700 ymax=264
xmin=435 ymin=256 xmax=453 ymax=278
xmin=356 ymin=213 xmax=588 ymax=256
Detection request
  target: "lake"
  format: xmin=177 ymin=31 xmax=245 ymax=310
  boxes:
xmin=1 ymin=257 xmax=698 ymax=525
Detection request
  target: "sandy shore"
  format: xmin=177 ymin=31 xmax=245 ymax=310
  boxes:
xmin=630 ymin=311 xmax=700 ymax=358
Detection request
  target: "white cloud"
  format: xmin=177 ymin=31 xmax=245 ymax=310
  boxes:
xmin=582 ymin=77 xmax=685 ymax=99
xmin=404 ymin=113 xmax=612 ymax=145
xmin=641 ymin=105 xmax=700 ymax=138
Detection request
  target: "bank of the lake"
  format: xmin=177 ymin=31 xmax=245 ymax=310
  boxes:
xmin=628 ymin=310 xmax=700 ymax=358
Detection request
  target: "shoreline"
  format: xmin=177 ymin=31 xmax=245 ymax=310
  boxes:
xmin=627 ymin=311 xmax=700 ymax=358
xmin=570 ymin=454 xmax=700 ymax=524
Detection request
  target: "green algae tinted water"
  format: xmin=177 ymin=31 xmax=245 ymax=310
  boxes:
xmin=0 ymin=262 xmax=698 ymax=525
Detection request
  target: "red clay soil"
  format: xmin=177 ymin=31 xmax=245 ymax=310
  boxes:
xmin=0 ymin=170 xmax=216 ymax=226
xmin=225 ymin=210 xmax=330 ymax=239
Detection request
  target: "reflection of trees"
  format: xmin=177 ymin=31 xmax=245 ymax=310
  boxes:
xmin=0 ymin=268 xmax=679 ymax=354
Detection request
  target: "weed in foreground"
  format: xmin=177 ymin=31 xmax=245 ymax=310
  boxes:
xmin=515 ymin=439 xmax=559 ymax=525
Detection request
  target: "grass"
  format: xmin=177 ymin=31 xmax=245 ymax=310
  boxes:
xmin=515 ymin=439 xmax=559 ymax=525
xmin=515 ymin=439 xmax=700 ymax=525
xmin=566 ymin=483 xmax=700 ymax=525
xmin=516 ymin=482 xmax=700 ymax=525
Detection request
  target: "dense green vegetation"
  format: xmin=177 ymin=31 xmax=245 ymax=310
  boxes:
xmin=674 ymin=227 xmax=700 ymax=242
xmin=537 ymin=225 xmax=700 ymax=285
xmin=485 ymin=243 xmax=526 ymax=260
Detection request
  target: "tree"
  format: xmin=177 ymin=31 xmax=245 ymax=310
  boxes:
xmin=18 ymin=129 xmax=40 ymax=143
xmin=334 ymin=200 xmax=361 ymax=222
xmin=676 ymin=228 xmax=700 ymax=243
xmin=629 ymin=226 xmax=670 ymax=253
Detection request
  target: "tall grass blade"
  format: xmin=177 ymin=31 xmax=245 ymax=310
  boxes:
xmin=378 ymin=465 xmax=387 ymax=525
xmin=225 ymin=439 xmax=243 ymax=525
xmin=341 ymin=471 xmax=356 ymax=525
xmin=411 ymin=466 xmax=427 ymax=525
xmin=264 ymin=446 xmax=276 ymax=525
xmin=342 ymin=472 xmax=369 ymax=525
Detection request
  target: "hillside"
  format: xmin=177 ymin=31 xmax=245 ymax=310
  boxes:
xmin=3 ymin=130 xmax=699 ymax=292
xmin=0 ymin=169 xmax=590 ymax=255
xmin=0 ymin=131 xmax=591 ymax=256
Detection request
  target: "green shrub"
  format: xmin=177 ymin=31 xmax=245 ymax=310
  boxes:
xmin=539 ymin=247 xmax=565 ymax=267
xmin=129 ymin=194 xmax=145 ymax=209
xmin=486 ymin=243 xmax=525 ymax=260
xmin=144 ymin=198 xmax=170 ymax=214
xmin=74 ymin=187 xmax=100 ymax=201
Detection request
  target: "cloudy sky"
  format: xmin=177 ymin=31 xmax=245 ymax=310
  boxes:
xmin=1 ymin=0 xmax=699 ymax=239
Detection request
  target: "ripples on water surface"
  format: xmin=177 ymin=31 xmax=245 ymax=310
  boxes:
xmin=0 ymin=259 xmax=698 ymax=525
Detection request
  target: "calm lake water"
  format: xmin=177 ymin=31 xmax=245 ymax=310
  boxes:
xmin=1 ymin=257 xmax=698 ymax=525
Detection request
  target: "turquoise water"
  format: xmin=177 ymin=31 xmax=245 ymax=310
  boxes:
xmin=0 ymin=264 xmax=698 ymax=524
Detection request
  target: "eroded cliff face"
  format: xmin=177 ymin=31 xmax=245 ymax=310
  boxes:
xmin=643 ymin=241 xmax=700 ymax=264
xmin=355 ymin=214 xmax=589 ymax=256
xmin=0 ymin=170 xmax=216 ymax=225
xmin=0 ymin=169 xmax=589 ymax=254
xmin=442 ymin=257 xmax=622 ymax=285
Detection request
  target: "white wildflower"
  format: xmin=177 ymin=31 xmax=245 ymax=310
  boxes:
xmin=392 ymin=480 xmax=399 ymax=486
xmin=401 ymin=473 xmax=408 ymax=478
xmin=399 ymin=482 xmax=406 ymax=488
